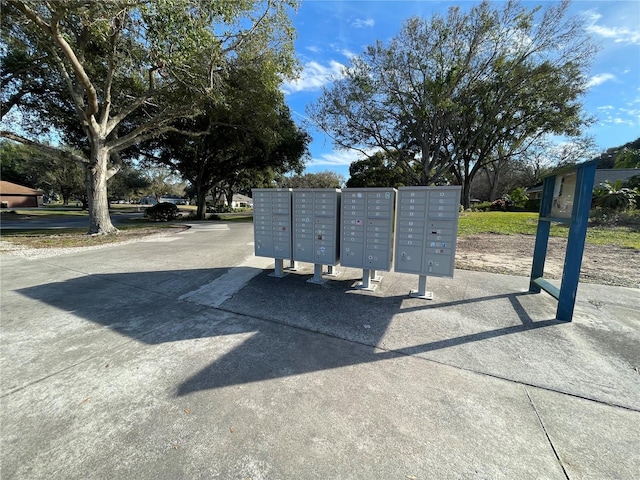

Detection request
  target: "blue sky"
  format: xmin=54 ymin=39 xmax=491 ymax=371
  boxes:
xmin=282 ymin=0 xmax=640 ymax=178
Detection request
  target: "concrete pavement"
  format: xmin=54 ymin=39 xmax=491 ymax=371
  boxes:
xmin=1 ymin=221 xmax=639 ymax=479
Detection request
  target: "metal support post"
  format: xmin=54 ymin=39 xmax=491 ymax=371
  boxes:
xmin=409 ymin=275 xmax=434 ymax=300
xmin=324 ymin=265 xmax=339 ymax=277
xmin=269 ymin=258 xmax=288 ymax=278
xmin=307 ymin=263 xmax=327 ymax=284
xmin=556 ymin=163 xmax=596 ymax=321
xmin=354 ymin=268 xmax=377 ymax=291
xmin=529 ymin=177 xmax=555 ymax=293
xmin=370 ymin=269 xmax=383 ymax=282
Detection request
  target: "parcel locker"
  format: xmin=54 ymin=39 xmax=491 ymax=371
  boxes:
xmin=292 ymin=189 xmax=341 ymax=266
xmin=394 ymin=186 xmax=461 ymax=278
xmin=340 ymin=188 xmax=397 ymax=271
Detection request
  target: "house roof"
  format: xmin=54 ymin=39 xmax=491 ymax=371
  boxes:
xmin=594 ymin=169 xmax=639 ymax=187
xmin=233 ymin=194 xmax=252 ymax=203
xmin=527 ymin=168 xmax=639 ymax=194
xmin=0 ymin=180 xmax=43 ymax=195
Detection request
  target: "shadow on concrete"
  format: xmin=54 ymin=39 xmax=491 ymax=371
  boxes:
xmin=15 ymin=267 xmax=560 ymax=396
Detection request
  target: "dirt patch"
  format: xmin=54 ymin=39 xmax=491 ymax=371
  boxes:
xmin=0 ymin=226 xmax=189 ymax=259
xmin=456 ymin=233 xmax=640 ymax=289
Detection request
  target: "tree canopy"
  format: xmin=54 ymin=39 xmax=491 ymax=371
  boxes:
xmin=346 ymin=151 xmax=415 ymax=188
xmin=149 ymin=58 xmax=309 ymax=219
xmin=1 ymin=0 xmax=299 ymax=232
xmin=309 ymin=0 xmax=596 ymax=208
xmin=278 ymin=171 xmax=344 ymax=189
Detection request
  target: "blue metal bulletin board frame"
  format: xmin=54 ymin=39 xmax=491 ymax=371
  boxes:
xmin=529 ymin=160 xmax=598 ymax=321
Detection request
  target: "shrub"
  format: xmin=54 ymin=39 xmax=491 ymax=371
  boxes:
xmin=490 ymin=199 xmax=507 ymax=211
xmin=508 ymin=187 xmax=529 ymax=208
xmin=592 ymin=180 xmax=638 ymax=212
xmin=524 ymin=199 xmax=541 ymax=212
xmin=474 ymin=201 xmax=492 ymax=212
xmin=144 ymin=202 xmax=179 ymax=221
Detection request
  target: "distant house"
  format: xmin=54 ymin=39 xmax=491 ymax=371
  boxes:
xmin=0 ymin=181 xmax=44 ymax=208
xmin=228 ymin=194 xmax=253 ymax=209
xmin=139 ymin=195 xmax=189 ymax=206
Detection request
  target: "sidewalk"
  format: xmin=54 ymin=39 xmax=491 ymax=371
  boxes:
xmin=1 ymin=222 xmax=638 ymax=479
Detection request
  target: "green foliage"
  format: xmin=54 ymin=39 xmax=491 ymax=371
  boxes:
xmin=595 ymin=137 xmax=640 ymax=168
xmin=0 ymin=140 xmax=84 ymax=204
xmin=108 ymin=166 xmax=151 ymax=202
xmin=613 ymin=148 xmax=640 ymax=169
xmin=346 ymin=151 xmax=414 ymax=188
xmin=0 ymin=141 xmax=37 ymax=187
xmin=144 ymin=202 xmax=179 ymax=221
xmin=508 ymin=187 xmax=529 ymax=208
xmin=2 ymin=0 xmax=300 ymax=233
xmin=593 ymin=180 xmax=639 ymax=212
xmin=473 ymin=201 xmax=493 ymax=212
xmin=149 ymin=57 xmax=310 ymax=220
xmin=524 ymin=199 xmax=541 ymax=212
xmin=310 ymin=1 xmax=595 ymax=208
xmin=458 ymin=212 xmax=547 ymax=236
xmin=279 ymin=171 xmax=344 ymax=189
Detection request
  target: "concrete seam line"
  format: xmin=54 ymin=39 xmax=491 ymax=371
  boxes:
xmin=524 ymin=386 xmax=570 ymax=480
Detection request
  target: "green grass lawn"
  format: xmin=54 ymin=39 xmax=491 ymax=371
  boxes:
xmin=3 ymin=208 xmax=639 ymax=250
xmin=458 ymin=211 xmax=640 ymax=249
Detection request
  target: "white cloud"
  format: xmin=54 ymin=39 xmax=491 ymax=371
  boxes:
xmin=597 ymin=105 xmax=614 ymax=110
xmin=586 ymin=73 xmax=616 ymax=88
xmin=340 ymin=49 xmax=356 ymax=59
xmin=584 ymin=10 xmax=640 ymax=44
xmin=352 ymin=18 xmax=375 ymax=28
xmin=281 ymin=60 xmax=346 ymax=94
xmin=307 ymin=147 xmax=379 ymax=168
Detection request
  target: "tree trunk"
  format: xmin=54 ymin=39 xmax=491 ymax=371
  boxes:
xmin=461 ymin=179 xmax=472 ymax=211
xmin=488 ymin=168 xmax=501 ymax=201
xmin=196 ymin=187 xmax=207 ymax=220
xmin=85 ymin=147 xmax=117 ymax=235
xmin=225 ymin=189 xmax=234 ymax=210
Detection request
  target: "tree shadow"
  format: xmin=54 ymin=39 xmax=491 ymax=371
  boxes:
xmin=15 ymin=266 xmax=561 ymax=397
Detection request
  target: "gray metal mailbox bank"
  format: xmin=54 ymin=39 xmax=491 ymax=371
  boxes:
xmin=292 ymin=189 xmax=341 ymax=284
xmin=340 ymin=188 xmax=397 ymax=290
xmin=252 ymin=188 xmax=292 ymax=277
xmin=394 ymin=186 xmax=461 ymax=299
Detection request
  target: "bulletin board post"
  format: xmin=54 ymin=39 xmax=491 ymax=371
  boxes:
xmin=529 ymin=160 xmax=597 ymax=321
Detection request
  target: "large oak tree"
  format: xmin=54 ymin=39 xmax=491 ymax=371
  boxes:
xmin=149 ymin=57 xmax=309 ymax=219
xmin=1 ymin=0 xmax=298 ymax=233
xmin=309 ymin=0 xmax=596 ymax=208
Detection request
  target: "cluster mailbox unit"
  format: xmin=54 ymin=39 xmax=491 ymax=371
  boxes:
xmin=292 ymin=189 xmax=341 ymax=284
xmin=252 ymin=188 xmax=293 ymax=277
xmin=394 ymin=186 xmax=462 ymax=299
xmin=252 ymin=186 xmax=461 ymax=299
xmin=340 ymin=188 xmax=397 ymax=290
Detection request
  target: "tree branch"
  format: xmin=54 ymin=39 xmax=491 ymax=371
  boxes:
xmin=0 ymin=130 xmax=88 ymax=165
